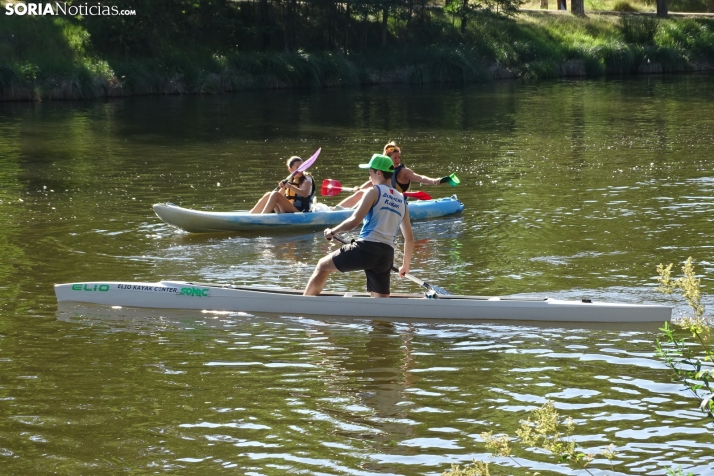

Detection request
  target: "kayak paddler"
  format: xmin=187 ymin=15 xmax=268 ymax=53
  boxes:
xmin=249 ymin=156 xmax=315 ymax=214
xmin=335 ymin=141 xmax=459 ymax=209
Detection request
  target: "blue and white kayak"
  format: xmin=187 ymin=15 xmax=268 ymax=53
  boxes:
xmin=153 ymin=196 xmax=465 ymax=233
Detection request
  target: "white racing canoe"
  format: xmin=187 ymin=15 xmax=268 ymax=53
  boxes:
xmin=153 ymin=196 xmax=464 ymax=233
xmin=55 ymin=281 xmax=672 ymax=323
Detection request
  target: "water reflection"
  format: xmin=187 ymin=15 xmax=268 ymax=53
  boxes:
xmin=50 ymin=302 xmax=714 ymax=474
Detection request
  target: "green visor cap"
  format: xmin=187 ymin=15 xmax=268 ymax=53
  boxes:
xmin=359 ymin=154 xmax=395 ymax=173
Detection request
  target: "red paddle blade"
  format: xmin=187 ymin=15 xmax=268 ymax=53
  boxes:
xmin=404 ymin=191 xmax=431 ymax=200
xmin=322 ymin=179 xmax=341 ymax=188
xmin=320 ymin=179 xmax=343 ymax=196
xmin=321 ymin=186 xmax=342 ymax=196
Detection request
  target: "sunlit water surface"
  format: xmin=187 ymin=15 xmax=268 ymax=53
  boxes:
xmin=1 ymin=76 xmax=713 ymax=474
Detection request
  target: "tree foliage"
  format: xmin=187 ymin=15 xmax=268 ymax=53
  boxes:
xmin=73 ymin=0 xmax=523 ymax=57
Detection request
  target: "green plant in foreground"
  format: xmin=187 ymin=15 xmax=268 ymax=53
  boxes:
xmin=667 ymin=466 xmax=696 ymax=476
xmin=441 ymin=460 xmax=492 ymax=476
xmin=442 ymin=401 xmax=616 ymax=476
xmin=656 ymin=257 xmax=714 ymax=419
xmin=442 ymin=401 xmax=699 ymax=475
xmin=514 ymin=401 xmax=600 ymax=471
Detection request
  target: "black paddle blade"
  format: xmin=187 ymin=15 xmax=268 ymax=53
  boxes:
xmin=423 ymin=282 xmax=451 ymax=295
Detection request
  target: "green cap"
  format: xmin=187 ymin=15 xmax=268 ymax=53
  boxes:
xmin=359 ymin=154 xmax=394 ymax=173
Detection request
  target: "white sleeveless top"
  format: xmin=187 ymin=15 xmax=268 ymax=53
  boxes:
xmin=358 ymin=184 xmax=407 ymax=247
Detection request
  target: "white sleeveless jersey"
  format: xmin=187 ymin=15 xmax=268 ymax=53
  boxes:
xmin=358 ymin=184 xmax=407 ymax=247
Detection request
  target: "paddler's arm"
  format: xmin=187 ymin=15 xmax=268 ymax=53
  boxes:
xmin=353 ymin=179 xmax=371 ymax=192
xmin=285 ymin=176 xmax=313 ymax=198
xmin=398 ymin=207 xmax=413 ymax=277
xmin=400 ymin=167 xmax=443 ymax=186
xmin=324 ymin=187 xmax=378 ymax=241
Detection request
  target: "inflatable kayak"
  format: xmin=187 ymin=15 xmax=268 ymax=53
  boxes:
xmin=153 ymin=196 xmax=465 ymax=233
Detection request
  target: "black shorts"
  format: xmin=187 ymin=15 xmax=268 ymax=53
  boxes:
xmin=292 ymin=197 xmax=311 ymax=212
xmin=331 ymin=240 xmax=395 ymax=295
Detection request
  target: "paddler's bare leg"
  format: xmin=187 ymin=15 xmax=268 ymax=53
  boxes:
xmin=304 ymin=256 xmax=339 ymax=296
xmin=263 ymin=192 xmax=299 ymax=214
xmin=259 ymin=191 xmax=282 ymax=214
xmin=249 ymin=192 xmax=271 ymax=214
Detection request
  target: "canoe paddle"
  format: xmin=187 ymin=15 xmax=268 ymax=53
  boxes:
xmin=274 ymin=148 xmax=321 ymax=191
xmin=320 ymin=179 xmax=432 ymax=200
xmin=332 ymin=235 xmax=451 ymax=296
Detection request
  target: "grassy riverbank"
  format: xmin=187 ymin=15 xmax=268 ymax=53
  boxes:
xmin=1 ymin=9 xmax=713 ymax=100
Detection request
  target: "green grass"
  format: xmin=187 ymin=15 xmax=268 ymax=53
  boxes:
xmin=1 ymin=11 xmax=713 ymax=100
xmin=0 ymin=14 xmax=117 ymax=99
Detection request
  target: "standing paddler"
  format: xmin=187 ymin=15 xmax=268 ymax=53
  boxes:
xmin=303 ymin=154 xmax=414 ymax=298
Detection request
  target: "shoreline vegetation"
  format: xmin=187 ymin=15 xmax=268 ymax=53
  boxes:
xmin=1 ymin=0 xmax=713 ymax=101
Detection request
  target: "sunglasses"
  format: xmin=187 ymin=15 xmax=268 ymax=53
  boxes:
xmin=385 ymin=146 xmax=401 ymax=154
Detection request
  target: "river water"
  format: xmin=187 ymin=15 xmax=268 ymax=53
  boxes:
xmin=1 ymin=76 xmax=713 ymax=474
